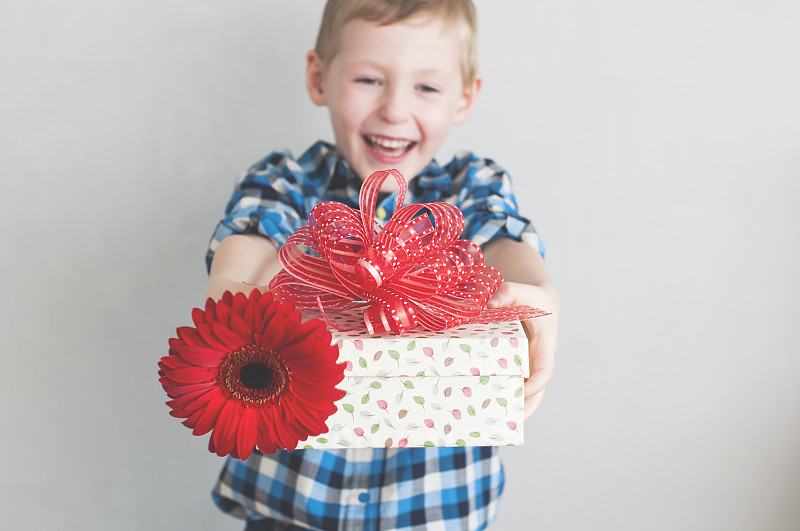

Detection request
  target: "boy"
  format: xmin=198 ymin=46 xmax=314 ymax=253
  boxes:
xmin=206 ymin=1 xmax=559 ymax=529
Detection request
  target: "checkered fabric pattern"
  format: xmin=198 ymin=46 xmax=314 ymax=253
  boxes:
xmin=206 ymin=141 xmax=543 ymax=272
xmin=206 ymin=141 xmax=542 ymax=530
xmin=214 ymin=447 xmax=504 ymax=531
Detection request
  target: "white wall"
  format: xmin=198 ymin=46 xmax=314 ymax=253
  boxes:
xmin=1 ymin=1 xmax=798 ymax=529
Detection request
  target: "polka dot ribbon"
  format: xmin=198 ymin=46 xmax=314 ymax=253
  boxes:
xmin=268 ymin=169 xmax=548 ymax=334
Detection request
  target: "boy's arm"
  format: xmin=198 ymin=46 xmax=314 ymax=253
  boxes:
xmin=482 ymin=237 xmax=560 ymax=420
xmin=206 ymin=234 xmax=283 ymax=300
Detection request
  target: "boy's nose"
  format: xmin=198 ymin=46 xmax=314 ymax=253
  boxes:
xmin=378 ymin=86 xmax=411 ymax=124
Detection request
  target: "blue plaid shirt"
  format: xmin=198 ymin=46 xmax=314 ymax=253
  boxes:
xmin=207 ymin=141 xmax=541 ymax=530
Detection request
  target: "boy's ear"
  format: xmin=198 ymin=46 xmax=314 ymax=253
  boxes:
xmin=453 ymin=74 xmax=483 ymax=125
xmin=306 ymin=50 xmax=327 ymax=106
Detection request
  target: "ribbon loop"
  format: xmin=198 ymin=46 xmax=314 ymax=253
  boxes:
xmin=269 ymin=169 xmax=544 ymax=333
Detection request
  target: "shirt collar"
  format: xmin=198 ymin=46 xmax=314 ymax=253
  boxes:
xmin=325 ymin=145 xmax=454 ymax=205
xmin=324 ymin=148 xmax=363 ymax=208
xmin=413 ymin=159 xmax=453 ymax=197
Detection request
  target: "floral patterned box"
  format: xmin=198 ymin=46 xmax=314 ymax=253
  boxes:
xmin=298 ymin=312 xmax=530 ymax=449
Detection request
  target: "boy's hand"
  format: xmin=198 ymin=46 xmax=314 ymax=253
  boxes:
xmin=487 ymin=281 xmax=559 ymax=420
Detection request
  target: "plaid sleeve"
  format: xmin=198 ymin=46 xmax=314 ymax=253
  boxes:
xmin=205 ymin=151 xmax=312 ymax=271
xmin=448 ymin=154 xmax=545 ymax=259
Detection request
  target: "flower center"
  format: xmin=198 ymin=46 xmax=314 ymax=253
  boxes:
xmin=217 ymin=344 xmax=290 ymax=405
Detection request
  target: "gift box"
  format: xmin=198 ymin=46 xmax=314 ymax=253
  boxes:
xmin=160 ymin=169 xmax=546 ymax=459
xmin=297 ymin=310 xmax=529 ymax=449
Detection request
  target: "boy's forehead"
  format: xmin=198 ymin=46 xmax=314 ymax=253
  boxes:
xmin=335 ymin=17 xmax=463 ymax=71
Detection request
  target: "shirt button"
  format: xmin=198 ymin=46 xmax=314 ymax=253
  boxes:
xmin=358 ymin=492 xmax=370 ymax=503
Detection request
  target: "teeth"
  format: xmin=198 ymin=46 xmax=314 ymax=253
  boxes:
xmin=367 ymin=135 xmax=412 ymax=150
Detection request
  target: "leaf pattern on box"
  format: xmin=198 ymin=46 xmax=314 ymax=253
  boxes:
xmin=298 ymin=374 xmax=525 ymax=449
xmin=295 ymin=312 xmax=529 ymax=449
xmin=307 ymin=309 xmax=529 ymax=378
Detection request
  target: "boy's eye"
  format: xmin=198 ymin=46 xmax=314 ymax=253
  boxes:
xmin=417 ymin=84 xmax=439 ymax=93
xmin=355 ymin=77 xmax=380 ymax=85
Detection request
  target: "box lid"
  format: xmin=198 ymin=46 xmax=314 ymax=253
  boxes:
xmin=308 ymin=310 xmax=530 ymax=378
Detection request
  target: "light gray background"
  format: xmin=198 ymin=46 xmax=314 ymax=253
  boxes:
xmin=1 ymin=1 xmax=798 ymax=529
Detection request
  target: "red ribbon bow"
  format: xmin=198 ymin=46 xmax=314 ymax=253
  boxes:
xmin=269 ymin=169 xmax=543 ymax=334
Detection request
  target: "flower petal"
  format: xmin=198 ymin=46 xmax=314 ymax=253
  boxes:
xmin=192 ymin=307 xmax=208 ymax=328
xmin=291 ymin=388 xmax=341 ymax=414
xmin=164 ymin=366 xmax=217 ymax=384
xmin=210 ymin=400 xmax=240 ymax=457
xmin=278 ymin=331 xmax=327 ymax=357
xmin=287 ymin=361 xmax=344 ymax=383
xmin=204 ymin=298 xmax=219 ymax=322
xmin=166 ymin=387 xmax=213 ymax=415
xmin=211 ymin=321 xmax=245 ymax=351
xmin=231 ymin=291 xmax=249 ymax=316
xmin=243 ymin=294 xmax=258 ymax=334
xmin=176 ymin=343 xmax=225 ymax=368
xmin=256 ymin=408 xmax=279 ymax=455
xmin=257 ymin=313 xmax=287 ymax=350
xmin=160 ymin=378 xmax=215 ymax=398
xmin=283 ymin=398 xmax=327 ymax=437
xmin=182 ymin=407 xmax=205 ymax=428
xmin=229 ymin=309 xmax=253 ymax=345
xmin=279 ymin=413 xmax=301 ymax=451
xmin=158 ymin=354 xmax=190 ymax=371
xmin=279 ymin=319 xmax=327 ymax=350
xmin=235 ymin=407 xmax=258 ymax=460
xmin=215 ymin=300 xmax=233 ymax=329
xmin=196 ymin=323 xmax=230 ymax=352
xmin=289 ymin=379 xmax=345 ymax=402
xmin=253 ymin=292 xmax=278 ymax=333
xmin=269 ymin=405 xmax=295 ymax=451
xmin=191 ymin=389 xmax=227 ymax=436
xmin=176 ymin=326 xmax=210 ymax=348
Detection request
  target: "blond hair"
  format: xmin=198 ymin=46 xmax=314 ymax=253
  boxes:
xmin=314 ymin=0 xmax=478 ymax=86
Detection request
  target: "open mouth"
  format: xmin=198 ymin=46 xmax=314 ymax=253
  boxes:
xmin=364 ymin=135 xmax=417 ymax=159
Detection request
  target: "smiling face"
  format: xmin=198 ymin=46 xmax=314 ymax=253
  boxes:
xmin=307 ymin=16 xmax=481 ymax=189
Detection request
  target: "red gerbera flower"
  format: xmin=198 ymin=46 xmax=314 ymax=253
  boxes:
xmin=158 ymin=290 xmax=345 ymax=459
